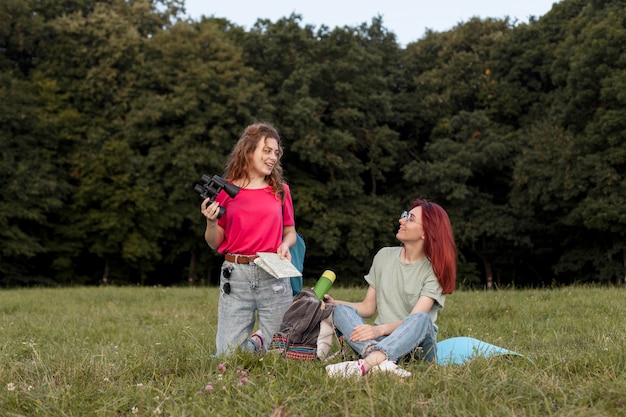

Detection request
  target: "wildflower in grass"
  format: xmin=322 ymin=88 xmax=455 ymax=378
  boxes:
xmin=7 ymin=383 xmax=15 ymax=391
xmin=27 ymin=385 xmax=34 ymax=391
xmin=205 ymin=384 xmax=214 ymax=391
xmin=131 ymin=406 xmax=139 ymax=414
xmin=218 ymin=363 xmax=226 ymax=372
xmin=237 ymin=377 xmax=249 ymax=386
xmin=237 ymin=370 xmax=248 ymax=377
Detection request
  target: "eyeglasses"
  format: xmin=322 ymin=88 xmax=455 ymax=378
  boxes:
xmin=222 ymin=265 xmax=233 ymax=294
xmin=401 ymin=210 xmax=422 ymax=225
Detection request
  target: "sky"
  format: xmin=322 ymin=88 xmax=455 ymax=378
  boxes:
xmin=182 ymin=0 xmax=559 ymax=46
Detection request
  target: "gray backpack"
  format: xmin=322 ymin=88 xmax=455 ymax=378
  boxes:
xmin=269 ymin=289 xmax=335 ymax=360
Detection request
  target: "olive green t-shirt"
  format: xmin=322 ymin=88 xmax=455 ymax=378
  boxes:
xmin=364 ymin=246 xmax=445 ymax=332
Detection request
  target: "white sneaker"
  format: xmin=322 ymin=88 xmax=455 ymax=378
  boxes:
xmin=371 ymin=360 xmax=411 ymax=378
xmin=325 ymin=360 xmax=366 ymax=378
xmin=250 ymin=330 xmax=264 ymax=353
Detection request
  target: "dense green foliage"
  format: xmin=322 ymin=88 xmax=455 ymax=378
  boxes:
xmin=1 ymin=0 xmax=624 ymax=287
xmin=1 ymin=286 xmax=624 ymax=416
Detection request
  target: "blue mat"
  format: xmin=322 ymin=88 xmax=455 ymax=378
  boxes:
xmin=436 ymin=337 xmax=527 ymax=365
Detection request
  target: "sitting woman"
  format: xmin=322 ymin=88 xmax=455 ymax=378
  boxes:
xmin=324 ymin=199 xmax=457 ymax=378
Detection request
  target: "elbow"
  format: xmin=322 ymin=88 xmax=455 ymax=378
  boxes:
xmin=205 ymin=237 xmax=217 ymax=250
xmin=360 ymin=308 xmax=377 ymax=318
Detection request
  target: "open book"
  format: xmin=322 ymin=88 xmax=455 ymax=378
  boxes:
xmin=254 ymin=252 xmax=303 ymax=279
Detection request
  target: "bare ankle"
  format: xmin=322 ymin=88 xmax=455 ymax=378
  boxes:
xmin=363 ymin=350 xmax=386 ymax=371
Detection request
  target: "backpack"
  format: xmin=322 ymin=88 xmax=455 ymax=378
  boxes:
xmin=269 ymin=289 xmax=335 ymax=360
xmin=281 ymin=189 xmax=305 ymax=295
xmin=288 ymin=233 xmax=305 ymax=295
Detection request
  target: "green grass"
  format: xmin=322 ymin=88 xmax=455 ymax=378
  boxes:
xmin=1 ymin=286 xmax=624 ymax=416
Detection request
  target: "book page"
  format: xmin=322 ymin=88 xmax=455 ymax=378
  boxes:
xmin=254 ymin=252 xmax=302 ymax=279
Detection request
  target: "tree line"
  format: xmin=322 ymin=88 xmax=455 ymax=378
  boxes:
xmin=1 ymin=0 xmax=624 ymax=288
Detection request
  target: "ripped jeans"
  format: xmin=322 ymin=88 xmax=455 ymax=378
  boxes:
xmin=332 ymin=304 xmax=438 ymax=363
xmin=216 ymin=261 xmax=292 ymax=356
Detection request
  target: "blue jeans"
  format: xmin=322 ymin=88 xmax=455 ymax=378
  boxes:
xmin=332 ymin=304 xmax=438 ymax=363
xmin=216 ymin=261 xmax=292 ymax=356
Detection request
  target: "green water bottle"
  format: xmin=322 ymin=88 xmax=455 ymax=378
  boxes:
xmin=313 ymin=270 xmax=336 ymax=300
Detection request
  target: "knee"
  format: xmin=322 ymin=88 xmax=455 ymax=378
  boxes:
xmin=406 ymin=311 xmax=432 ymax=327
xmin=332 ymin=304 xmax=357 ymax=333
xmin=334 ymin=304 xmax=350 ymax=315
xmin=334 ymin=303 xmax=359 ymax=318
xmin=410 ymin=311 xmax=429 ymax=320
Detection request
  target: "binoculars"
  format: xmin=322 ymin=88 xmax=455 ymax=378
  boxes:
xmin=194 ymin=174 xmax=240 ymax=218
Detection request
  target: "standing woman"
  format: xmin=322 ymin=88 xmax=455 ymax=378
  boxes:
xmin=324 ymin=199 xmax=457 ymax=377
xmin=201 ymin=123 xmax=297 ymax=356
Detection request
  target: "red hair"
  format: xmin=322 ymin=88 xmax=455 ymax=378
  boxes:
xmin=411 ymin=199 xmax=457 ymax=294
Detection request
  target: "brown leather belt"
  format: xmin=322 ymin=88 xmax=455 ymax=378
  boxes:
xmin=224 ymin=254 xmax=259 ymax=264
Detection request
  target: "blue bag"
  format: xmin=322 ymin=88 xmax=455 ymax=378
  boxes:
xmin=289 ymin=233 xmax=306 ymax=295
xmin=281 ymin=190 xmax=305 ymax=295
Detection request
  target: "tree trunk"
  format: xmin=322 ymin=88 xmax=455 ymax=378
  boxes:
xmin=474 ymin=249 xmax=494 ymax=289
xmin=102 ymin=259 xmax=109 ymax=285
xmin=609 ymin=249 xmax=624 ymax=287
xmin=188 ymin=250 xmax=197 ymax=285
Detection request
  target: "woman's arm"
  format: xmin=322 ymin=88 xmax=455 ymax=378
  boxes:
xmin=325 ymin=286 xmax=378 ymax=318
xmin=379 ymin=295 xmax=435 ymax=335
xmin=410 ymin=295 xmax=435 ymax=315
xmin=202 ymin=200 xmax=225 ymax=250
xmin=350 ymin=295 xmax=435 ymax=341
xmin=278 ymin=225 xmax=296 ymax=260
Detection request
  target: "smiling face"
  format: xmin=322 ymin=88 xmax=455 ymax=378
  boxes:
xmin=397 ymin=206 xmax=424 ymax=243
xmin=249 ymin=136 xmax=280 ymax=179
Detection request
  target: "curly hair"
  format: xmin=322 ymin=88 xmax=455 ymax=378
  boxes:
xmin=411 ymin=199 xmax=457 ymax=294
xmin=223 ymin=123 xmax=285 ymax=198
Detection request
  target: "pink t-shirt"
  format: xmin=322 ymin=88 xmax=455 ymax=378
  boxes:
xmin=215 ymin=183 xmax=295 ymax=255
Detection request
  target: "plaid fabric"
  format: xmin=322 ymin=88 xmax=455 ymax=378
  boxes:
xmin=270 ymin=335 xmax=317 ymax=360
xmin=285 ymin=343 xmax=317 ymax=361
xmin=269 ymin=334 xmax=288 ymax=353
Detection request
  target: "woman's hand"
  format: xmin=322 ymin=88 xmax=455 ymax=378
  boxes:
xmin=276 ymin=242 xmax=292 ymax=261
xmin=201 ymin=199 xmax=220 ymax=222
xmin=323 ymin=294 xmax=337 ymax=305
xmin=202 ymin=199 xmax=225 ymax=250
xmin=278 ymin=226 xmax=296 ymax=260
xmin=349 ymin=324 xmax=381 ymax=342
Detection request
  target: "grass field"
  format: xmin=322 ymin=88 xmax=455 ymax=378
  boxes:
xmin=1 ymin=285 xmax=624 ymax=416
